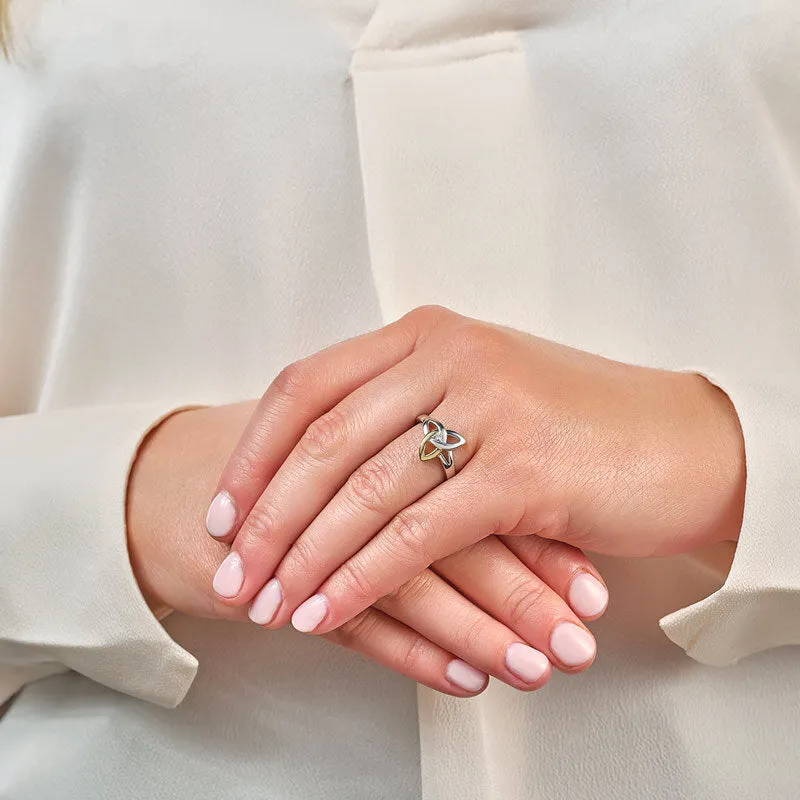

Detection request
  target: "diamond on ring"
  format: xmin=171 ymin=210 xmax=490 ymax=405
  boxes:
xmin=416 ymin=414 xmax=465 ymax=477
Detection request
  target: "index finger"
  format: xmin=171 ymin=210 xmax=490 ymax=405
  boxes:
xmin=204 ymin=305 xmax=453 ymax=541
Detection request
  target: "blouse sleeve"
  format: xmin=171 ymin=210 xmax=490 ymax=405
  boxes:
xmin=659 ymin=368 xmax=800 ymax=665
xmin=0 ymin=402 xmax=200 ymax=709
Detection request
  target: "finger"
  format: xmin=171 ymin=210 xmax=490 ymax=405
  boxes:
xmin=205 ymin=305 xmax=453 ymax=542
xmin=373 ymin=569 xmax=552 ymax=691
xmin=500 ymin=535 xmax=609 ymax=621
xmin=319 ymin=606 xmax=488 ymax=697
xmin=433 ymin=537 xmax=598 ymax=673
xmin=238 ymin=404 xmax=478 ymax=619
xmin=216 ymin=345 xmax=458 ymax=606
xmin=286 ymin=455 xmax=518 ymax=635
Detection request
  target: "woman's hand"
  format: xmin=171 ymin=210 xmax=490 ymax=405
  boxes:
xmin=288 ymin=532 xmax=605 ymax=691
xmin=208 ymin=304 xmax=745 ymax=637
xmin=126 ymin=400 xmax=606 ymax=698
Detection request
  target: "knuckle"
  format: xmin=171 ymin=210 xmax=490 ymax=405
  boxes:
xmin=406 ymin=304 xmax=455 ymax=324
xmin=397 ymin=634 xmax=428 ymax=674
xmin=401 ymin=305 xmax=461 ymax=349
xmin=386 ymin=509 xmax=433 ymax=564
xmin=346 ymin=457 xmax=396 ymax=514
xmin=234 ymin=437 xmax=265 ymax=485
xmin=239 ymin=499 xmax=283 ymax=546
xmin=338 ymin=557 xmax=378 ymax=605
xmin=271 ymin=361 xmax=309 ymax=404
xmin=380 ymin=571 xmax=434 ymax=608
xmin=503 ymin=574 xmax=548 ymax=628
xmin=533 ymin=539 xmax=578 ymax=575
xmin=510 ymin=536 xmax=550 ymax=571
xmin=281 ymin=534 xmax=316 ymax=580
xmin=451 ymin=614 xmax=489 ymax=654
xmin=534 ymin=506 xmax=572 ymax=542
xmin=329 ymin=609 xmax=378 ymax=649
xmin=298 ymin=405 xmax=349 ymax=463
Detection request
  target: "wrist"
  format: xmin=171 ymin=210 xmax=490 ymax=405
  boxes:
xmin=126 ymin=407 xmax=199 ymax=615
xmin=124 ymin=400 xmax=258 ymax=619
xmin=679 ymin=371 xmax=747 ymax=545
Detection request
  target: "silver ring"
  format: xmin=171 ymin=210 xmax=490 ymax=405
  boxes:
xmin=416 ymin=414 xmax=466 ymax=480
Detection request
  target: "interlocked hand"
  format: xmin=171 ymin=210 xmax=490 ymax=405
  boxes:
xmin=204 ymin=304 xmax=745 ymax=682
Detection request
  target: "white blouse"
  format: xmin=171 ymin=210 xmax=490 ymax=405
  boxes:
xmin=1 ymin=0 xmax=799 ymax=798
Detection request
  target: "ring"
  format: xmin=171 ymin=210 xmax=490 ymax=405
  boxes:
xmin=416 ymin=414 xmax=466 ymax=480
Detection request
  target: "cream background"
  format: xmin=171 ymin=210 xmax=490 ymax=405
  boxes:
xmin=1 ymin=0 xmax=799 ymax=797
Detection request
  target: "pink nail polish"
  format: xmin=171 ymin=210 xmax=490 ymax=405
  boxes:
xmin=206 ymin=490 xmax=236 ymax=538
xmin=445 ymin=659 xmax=488 ymax=693
xmin=291 ymin=594 xmax=329 ymax=633
xmin=212 ymin=551 xmax=244 ymax=598
xmin=550 ymin=622 xmax=596 ymax=667
xmin=568 ymin=573 xmax=609 ymax=618
xmin=504 ymin=643 xmax=550 ymax=684
xmin=248 ymin=578 xmax=283 ymax=625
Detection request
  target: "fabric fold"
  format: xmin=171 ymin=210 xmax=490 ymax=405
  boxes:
xmin=659 ymin=368 xmax=800 ymax=665
xmin=0 ymin=402 xmax=202 ymax=708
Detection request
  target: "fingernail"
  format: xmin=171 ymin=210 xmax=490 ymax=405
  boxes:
xmin=206 ymin=490 xmax=236 ymax=538
xmin=504 ymin=642 xmax=550 ymax=684
xmin=445 ymin=659 xmax=488 ymax=693
xmin=568 ymin=573 xmax=609 ymax=618
xmin=248 ymin=578 xmax=283 ymax=625
xmin=550 ymin=622 xmax=596 ymax=667
xmin=291 ymin=594 xmax=329 ymax=633
xmin=212 ymin=551 xmax=244 ymax=598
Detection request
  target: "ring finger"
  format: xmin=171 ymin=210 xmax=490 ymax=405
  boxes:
xmin=214 ymin=372 xmax=478 ymax=606
xmin=240 ymin=412 xmax=483 ymax=626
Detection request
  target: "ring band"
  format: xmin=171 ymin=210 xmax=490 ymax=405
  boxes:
xmin=416 ymin=414 xmax=466 ymax=480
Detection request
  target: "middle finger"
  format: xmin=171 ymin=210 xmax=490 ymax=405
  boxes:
xmin=215 ymin=357 xmax=478 ymax=606
xmin=247 ymin=415 xmax=480 ymax=626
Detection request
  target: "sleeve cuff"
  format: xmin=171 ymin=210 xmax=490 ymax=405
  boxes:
xmin=659 ymin=367 xmax=800 ymax=666
xmin=0 ymin=402 xmax=205 ymax=708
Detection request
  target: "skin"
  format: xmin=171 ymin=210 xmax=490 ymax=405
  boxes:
xmin=127 ymin=399 xmax=608 ymax=698
xmin=210 ymin=304 xmax=746 ymax=640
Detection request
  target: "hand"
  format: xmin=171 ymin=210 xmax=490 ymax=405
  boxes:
xmin=126 ymin=400 xmax=606 ymax=697
xmin=208 ymin=304 xmax=745 ymax=637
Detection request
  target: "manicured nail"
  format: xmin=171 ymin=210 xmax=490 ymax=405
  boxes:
xmin=550 ymin=622 xmax=596 ymax=667
xmin=212 ymin=551 xmax=244 ymax=598
xmin=445 ymin=659 xmax=488 ymax=693
xmin=504 ymin=643 xmax=550 ymax=684
xmin=206 ymin=490 xmax=236 ymax=538
xmin=291 ymin=594 xmax=329 ymax=632
xmin=568 ymin=573 xmax=609 ymax=618
xmin=248 ymin=578 xmax=283 ymax=625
